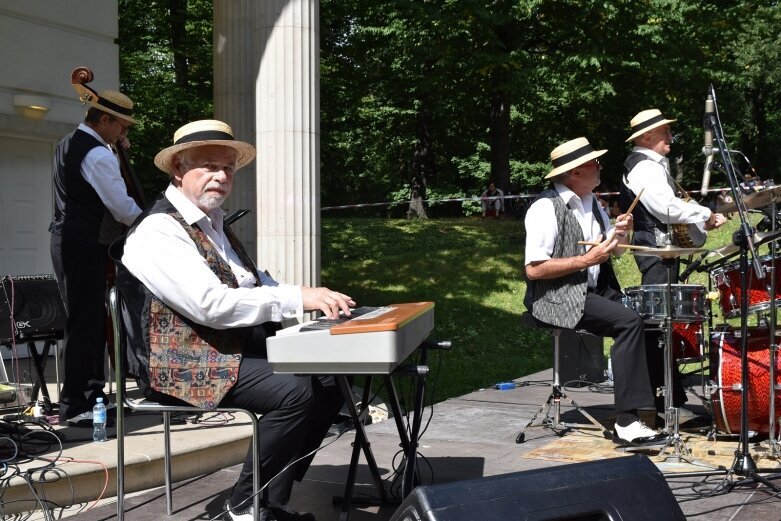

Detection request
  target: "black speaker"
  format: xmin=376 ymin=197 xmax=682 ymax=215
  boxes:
xmin=559 ymin=330 xmax=606 ymax=385
xmin=0 ymin=275 xmax=66 ymax=345
xmin=390 ymin=454 xmax=684 ymax=521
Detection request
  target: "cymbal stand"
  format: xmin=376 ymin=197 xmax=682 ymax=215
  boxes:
xmin=657 ymin=257 xmax=692 ymax=461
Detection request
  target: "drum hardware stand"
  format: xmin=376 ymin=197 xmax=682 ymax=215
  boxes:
xmin=764 ymin=198 xmax=781 ymax=457
xmin=707 ymin=84 xmax=781 ymax=490
xmin=657 ymin=257 xmax=695 ymax=462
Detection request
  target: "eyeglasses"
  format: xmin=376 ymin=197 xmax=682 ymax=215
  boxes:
xmin=110 ymin=116 xmax=131 ymax=131
xmin=583 ymin=159 xmax=602 ymax=169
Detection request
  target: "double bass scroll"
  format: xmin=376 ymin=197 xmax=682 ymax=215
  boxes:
xmin=70 ymin=66 xmax=148 ymax=210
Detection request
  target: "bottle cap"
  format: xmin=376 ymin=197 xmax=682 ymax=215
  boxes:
xmin=96 ymin=397 xmax=103 ymax=403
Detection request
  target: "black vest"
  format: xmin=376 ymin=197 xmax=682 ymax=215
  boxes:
xmin=618 ymin=151 xmax=663 ymax=248
xmin=49 ymin=128 xmax=109 ymax=243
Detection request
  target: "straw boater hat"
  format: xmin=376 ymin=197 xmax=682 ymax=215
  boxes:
xmin=625 ymin=109 xmax=676 ymax=142
xmin=546 ymin=137 xmax=607 ymax=179
xmin=72 ymin=82 xmax=137 ymax=124
xmin=153 ymin=119 xmax=256 ymax=175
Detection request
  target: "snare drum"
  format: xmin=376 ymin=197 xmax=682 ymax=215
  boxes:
xmin=623 ymin=284 xmax=707 ymax=324
xmin=709 ymin=327 xmax=781 ymax=435
xmin=711 ymin=255 xmax=781 ymax=318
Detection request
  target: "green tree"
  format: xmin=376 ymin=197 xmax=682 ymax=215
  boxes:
xmin=118 ymin=0 xmax=214 ymax=199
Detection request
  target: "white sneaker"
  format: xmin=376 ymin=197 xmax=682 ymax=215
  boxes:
xmin=614 ymin=420 xmax=668 ymax=445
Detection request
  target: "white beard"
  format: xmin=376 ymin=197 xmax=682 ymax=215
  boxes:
xmin=199 ymin=192 xmax=226 ymax=210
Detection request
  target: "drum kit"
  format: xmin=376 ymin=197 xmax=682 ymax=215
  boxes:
xmin=621 ymin=184 xmax=781 ymax=465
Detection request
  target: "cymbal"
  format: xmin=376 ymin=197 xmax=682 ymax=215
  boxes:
xmin=705 ymin=231 xmax=781 ymax=260
xmin=706 ymin=243 xmax=738 ymax=259
xmin=716 ymin=185 xmax=781 ymax=213
xmin=633 ymin=244 xmax=708 ymax=258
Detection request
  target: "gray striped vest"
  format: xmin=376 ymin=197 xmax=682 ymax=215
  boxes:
xmin=525 ymin=190 xmax=588 ymax=328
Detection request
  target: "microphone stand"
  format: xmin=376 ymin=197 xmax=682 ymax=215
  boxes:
xmin=708 ymin=84 xmax=780 ymax=490
xmin=768 ymin=199 xmax=781 ymax=458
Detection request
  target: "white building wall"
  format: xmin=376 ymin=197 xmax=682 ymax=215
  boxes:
xmin=0 ymin=1 xmax=120 ymax=363
xmin=0 ymin=0 xmax=120 ymax=277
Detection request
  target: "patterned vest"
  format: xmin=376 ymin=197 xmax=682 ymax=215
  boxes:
xmin=524 ymin=188 xmax=620 ymax=329
xmin=112 ymin=195 xmax=273 ymax=409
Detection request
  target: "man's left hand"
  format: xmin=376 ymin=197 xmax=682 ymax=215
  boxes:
xmin=302 ymin=287 xmax=356 ymax=319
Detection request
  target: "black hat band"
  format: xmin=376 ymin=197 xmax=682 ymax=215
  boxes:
xmin=96 ymin=96 xmax=133 ymax=117
xmin=174 ymin=130 xmax=235 ymax=145
xmin=631 ymin=114 xmax=666 ymax=134
xmin=551 ymin=144 xmax=594 ymax=168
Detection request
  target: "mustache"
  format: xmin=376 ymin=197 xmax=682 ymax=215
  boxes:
xmin=204 ymin=182 xmax=227 ymax=192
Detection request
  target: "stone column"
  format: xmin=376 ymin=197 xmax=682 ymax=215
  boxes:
xmin=255 ymin=0 xmax=320 ymax=287
xmin=213 ymin=1 xmax=258 ymax=258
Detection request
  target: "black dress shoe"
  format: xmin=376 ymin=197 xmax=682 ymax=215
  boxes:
xmin=270 ymin=504 xmax=316 ymax=521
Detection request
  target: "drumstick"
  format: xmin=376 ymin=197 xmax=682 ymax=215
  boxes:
xmin=624 ymin=187 xmax=645 ymax=215
xmin=606 ymin=187 xmax=644 ymax=241
xmin=577 ymin=240 xmax=652 ymax=251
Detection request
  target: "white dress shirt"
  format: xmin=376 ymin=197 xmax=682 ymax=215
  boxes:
xmin=122 ymin=185 xmax=303 ymax=328
xmin=524 ymin=183 xmax=614 ymax=289
xmin=78 ymin=123 xmax=142 ymax=226
xmin=624 ymin=146 xmax=711 ymax=224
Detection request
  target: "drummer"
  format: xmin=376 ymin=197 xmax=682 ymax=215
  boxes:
xmin=524 ymin=137 xmax=667 ymax=446
xmin=618 ymin=109 xmax=727 ymax=416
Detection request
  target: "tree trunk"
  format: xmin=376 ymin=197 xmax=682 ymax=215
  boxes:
xmin=169 ymin=0 xmax=189 ymax=122
xmin=407 ymin=107 xmax=434 ymax=219
xmin=489 ymin=90 xmax=511 ymax=192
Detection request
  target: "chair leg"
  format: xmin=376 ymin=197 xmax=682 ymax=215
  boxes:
xmin=164 ymin=411 xmax=173 ymax=516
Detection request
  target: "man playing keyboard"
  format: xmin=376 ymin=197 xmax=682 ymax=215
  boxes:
xmin=113 ymin=119 xmax=353 ymax=521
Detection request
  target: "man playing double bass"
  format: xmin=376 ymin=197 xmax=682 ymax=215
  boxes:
xmin=618 ymin=108 xmax=727 ymax=419
xmin=49 ymin=86 xmax=142 ymax=424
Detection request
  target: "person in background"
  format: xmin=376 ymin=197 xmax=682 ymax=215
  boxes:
xmin=115 ymin=119 xmax=352 ymax=521
xmin=49 ymin=88 xmax=142 ymax=424
xmin=481 ymin=181 xmax=504 ymax=218
xmin=524 ymin=137 xmax=665 ymax=446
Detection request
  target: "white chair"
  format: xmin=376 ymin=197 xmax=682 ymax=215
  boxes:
xmin=109 ymin=286 xmax=261 ymax=519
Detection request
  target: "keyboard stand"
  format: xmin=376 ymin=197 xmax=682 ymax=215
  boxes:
xmin=333 ymin=345 xmax=429 ymax=521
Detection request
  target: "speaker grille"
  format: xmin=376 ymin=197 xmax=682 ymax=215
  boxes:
xmin=0 ymin=275 xmax=66 ymax=344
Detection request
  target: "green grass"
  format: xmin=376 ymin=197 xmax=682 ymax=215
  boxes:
xmin=321 ymin=214 xmax=766 ymax=404
xmin=321 ymin=217 xmax=549 ymax=403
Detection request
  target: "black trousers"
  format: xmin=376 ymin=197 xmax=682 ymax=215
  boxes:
xmin=50 ymin=234 xmax=108 ymax=420
xmin=221 ymin=352 xmax=344 ymax=508
xmin=573 ymin=290 xmax=654 ymax=413
xmin=635 ymin=255 xmax=687 ymax=408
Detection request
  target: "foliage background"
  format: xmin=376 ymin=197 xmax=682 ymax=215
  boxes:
xmin=119 ymin=1 xmax=781 ymax=207
xmin=113 ymin=0 xmax=781 ymax=401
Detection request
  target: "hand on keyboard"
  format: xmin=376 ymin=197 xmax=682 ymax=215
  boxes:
xmin=302 ymin=286 xmax=355 ymax=319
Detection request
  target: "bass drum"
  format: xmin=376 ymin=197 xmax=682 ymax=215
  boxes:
xmin=710 ymin=327 xmax=781 ymax=435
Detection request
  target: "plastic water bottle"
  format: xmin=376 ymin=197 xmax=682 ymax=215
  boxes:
xmin=92 ymin=398 xmax=108 ymax=442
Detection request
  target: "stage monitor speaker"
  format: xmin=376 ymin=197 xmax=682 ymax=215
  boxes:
xmin=390 ymin=454 xmax=684 ymax=521
xmin=559 ymin=329 xmax=606 ymax=385
xmin=0 ymin=275 xmax=66 ymax=345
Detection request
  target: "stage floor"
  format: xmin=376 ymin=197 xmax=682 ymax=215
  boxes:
xmin=5 ymin=361 xmax=781 ymax=521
